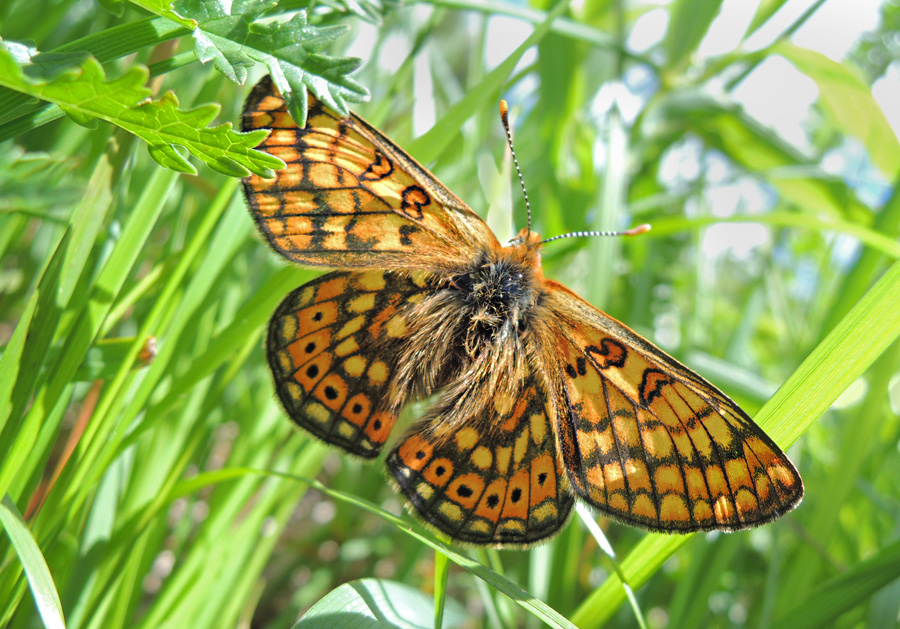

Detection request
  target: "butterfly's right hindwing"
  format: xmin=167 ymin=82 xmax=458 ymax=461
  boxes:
xmin=386 ymin=373 xmax=576 ymax=546
xmin=267 ymin=269 xmax=430 ymax=458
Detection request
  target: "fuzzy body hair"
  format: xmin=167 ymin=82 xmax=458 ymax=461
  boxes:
xmin=388 ymin=236 xmax=554 ymax=441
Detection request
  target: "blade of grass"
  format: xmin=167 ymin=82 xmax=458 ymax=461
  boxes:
xmin=428 ymin=0 xmax=656 ymax=71
xmin=664 ymin=0 xmax=724 ymax=69
xmin=50 ymin=176 xmax=232 ymax=519
xmin=0 ymin=495 xmax=65 ymax=629
xmin=409 ymin=0 xmax=569 ymax=164
xmin=135 ymin=435 xmax=327 ymax=628
xmin=0 ymin=151 xmax=113 ymax=438
xmin=644 ymin=212 xmax=900 ymax=259
xmin=771 ymin=537 xmax=900 ymax=629
xmin=775 ymin=42 xmax=900 ymax=178
xmin=777 ymin=340 xmax=900 ymax=603
xmin=576 ymin=503 xmax=647 ymax=629
xmin=821 ymin=177 xmax=900 ymax=335
xmin=0 ymin=166 xmax=176 ymax=504
xmin=434 ymin=549 xmax=449 ymax=629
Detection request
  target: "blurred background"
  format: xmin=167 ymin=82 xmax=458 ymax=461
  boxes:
xmin=1 ymin=0 xmax=898 ymax=627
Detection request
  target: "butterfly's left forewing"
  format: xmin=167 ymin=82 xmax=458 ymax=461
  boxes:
xmin=544 ymin=283 xmax=803 ymax=532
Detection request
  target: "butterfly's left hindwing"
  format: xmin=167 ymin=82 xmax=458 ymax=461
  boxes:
xmin=267 ymin=269 xmax=432 ymax=458
xmin=545 ymin=283 xmax=803 ymax=532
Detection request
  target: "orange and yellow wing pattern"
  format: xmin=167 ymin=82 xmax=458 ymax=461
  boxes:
xmin=241 ymin=76 xmax=499 ymax=272
xmin=386 ymin=374 xmax=575 ymax=545
xmin=268 ymin=269 xmax=434 ymax=458
xmin=545 ymin=283 xmax=803 ymax=532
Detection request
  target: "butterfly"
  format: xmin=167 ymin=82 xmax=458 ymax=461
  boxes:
xmin=240 ymin=75 xmax=803 ymax=546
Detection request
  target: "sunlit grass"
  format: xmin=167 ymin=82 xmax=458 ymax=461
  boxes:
xmin=1 ymin=1 xmax=899 ymax=628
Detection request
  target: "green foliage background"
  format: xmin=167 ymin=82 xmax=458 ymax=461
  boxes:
xmin=1 ymin=0 xmax=899 ymax=627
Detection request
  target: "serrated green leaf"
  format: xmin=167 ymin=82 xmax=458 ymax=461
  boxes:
xmin=0 ymin=46 xmax=282 ymax=177
xmin=59 ymin=105 xmax=97 ymax=129
xmin=178 ymin=0 xmax=268 ymax=84
xmin=316 ymin=0 xmax=394 ymax=24
xmin=0 ymin=19 xmax=190 ymax=129
xmin=147 ymin=143 xmax=195 ymax=174
xmin=174 ymin=1 xmax=369 ymax=125
xmin=131 ymin=0 xmax=198 ymax=28
xmin=7 ymin=47 xmax=91 ymax=82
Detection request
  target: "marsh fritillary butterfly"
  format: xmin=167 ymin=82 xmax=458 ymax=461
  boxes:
xmin=241 ymin=76 xmax=802 ymax=546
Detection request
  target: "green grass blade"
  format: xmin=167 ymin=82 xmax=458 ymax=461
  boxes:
xmin=644 ymin=211 xmax=900 ymax=259
xmin=775 ymin=42 xmax=900 ymax=178
xmin=408 ymin=0 xmax=569 ymax=165
xmin=665 ymin=0 xmax=724 ymax=68
xmin=0 ymin=166 xmax=177 ymax=503
xmin=178 ymin=467 xmax=577 ymax=629
xmin=434 ymin=549 xmax=450 ymax=629
xmin=0 ymin=495 xmax=65 ymax=629
xmin=771 ymin=537 xmax=900 ymax=629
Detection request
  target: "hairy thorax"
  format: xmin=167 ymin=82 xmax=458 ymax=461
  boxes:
xmin=452 ymin=245 xmax=539 ymax=354
xmin=390 ymin=232 xmax=546 ymax=427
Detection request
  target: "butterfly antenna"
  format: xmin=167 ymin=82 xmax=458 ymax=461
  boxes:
xmin=540 ymin=224 xmax=651 ymax=244
xmin=499 ymin=100 xmax=531 ymax=237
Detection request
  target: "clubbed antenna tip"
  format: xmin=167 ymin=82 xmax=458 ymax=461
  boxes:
xmin=623 ymin=223 xmax=651 ymax=236
xmin=499 ymin=99 xmax=531 ymax=235
xmin=540 ymin=224 xmax=652 ymax=244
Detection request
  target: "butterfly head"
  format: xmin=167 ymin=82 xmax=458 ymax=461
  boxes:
xmin=508 ymin=227 xmax=543 ymax=249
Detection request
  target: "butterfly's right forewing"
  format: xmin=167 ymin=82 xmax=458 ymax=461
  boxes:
xmin=545 ymin=282 xmax=803 ymax=533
